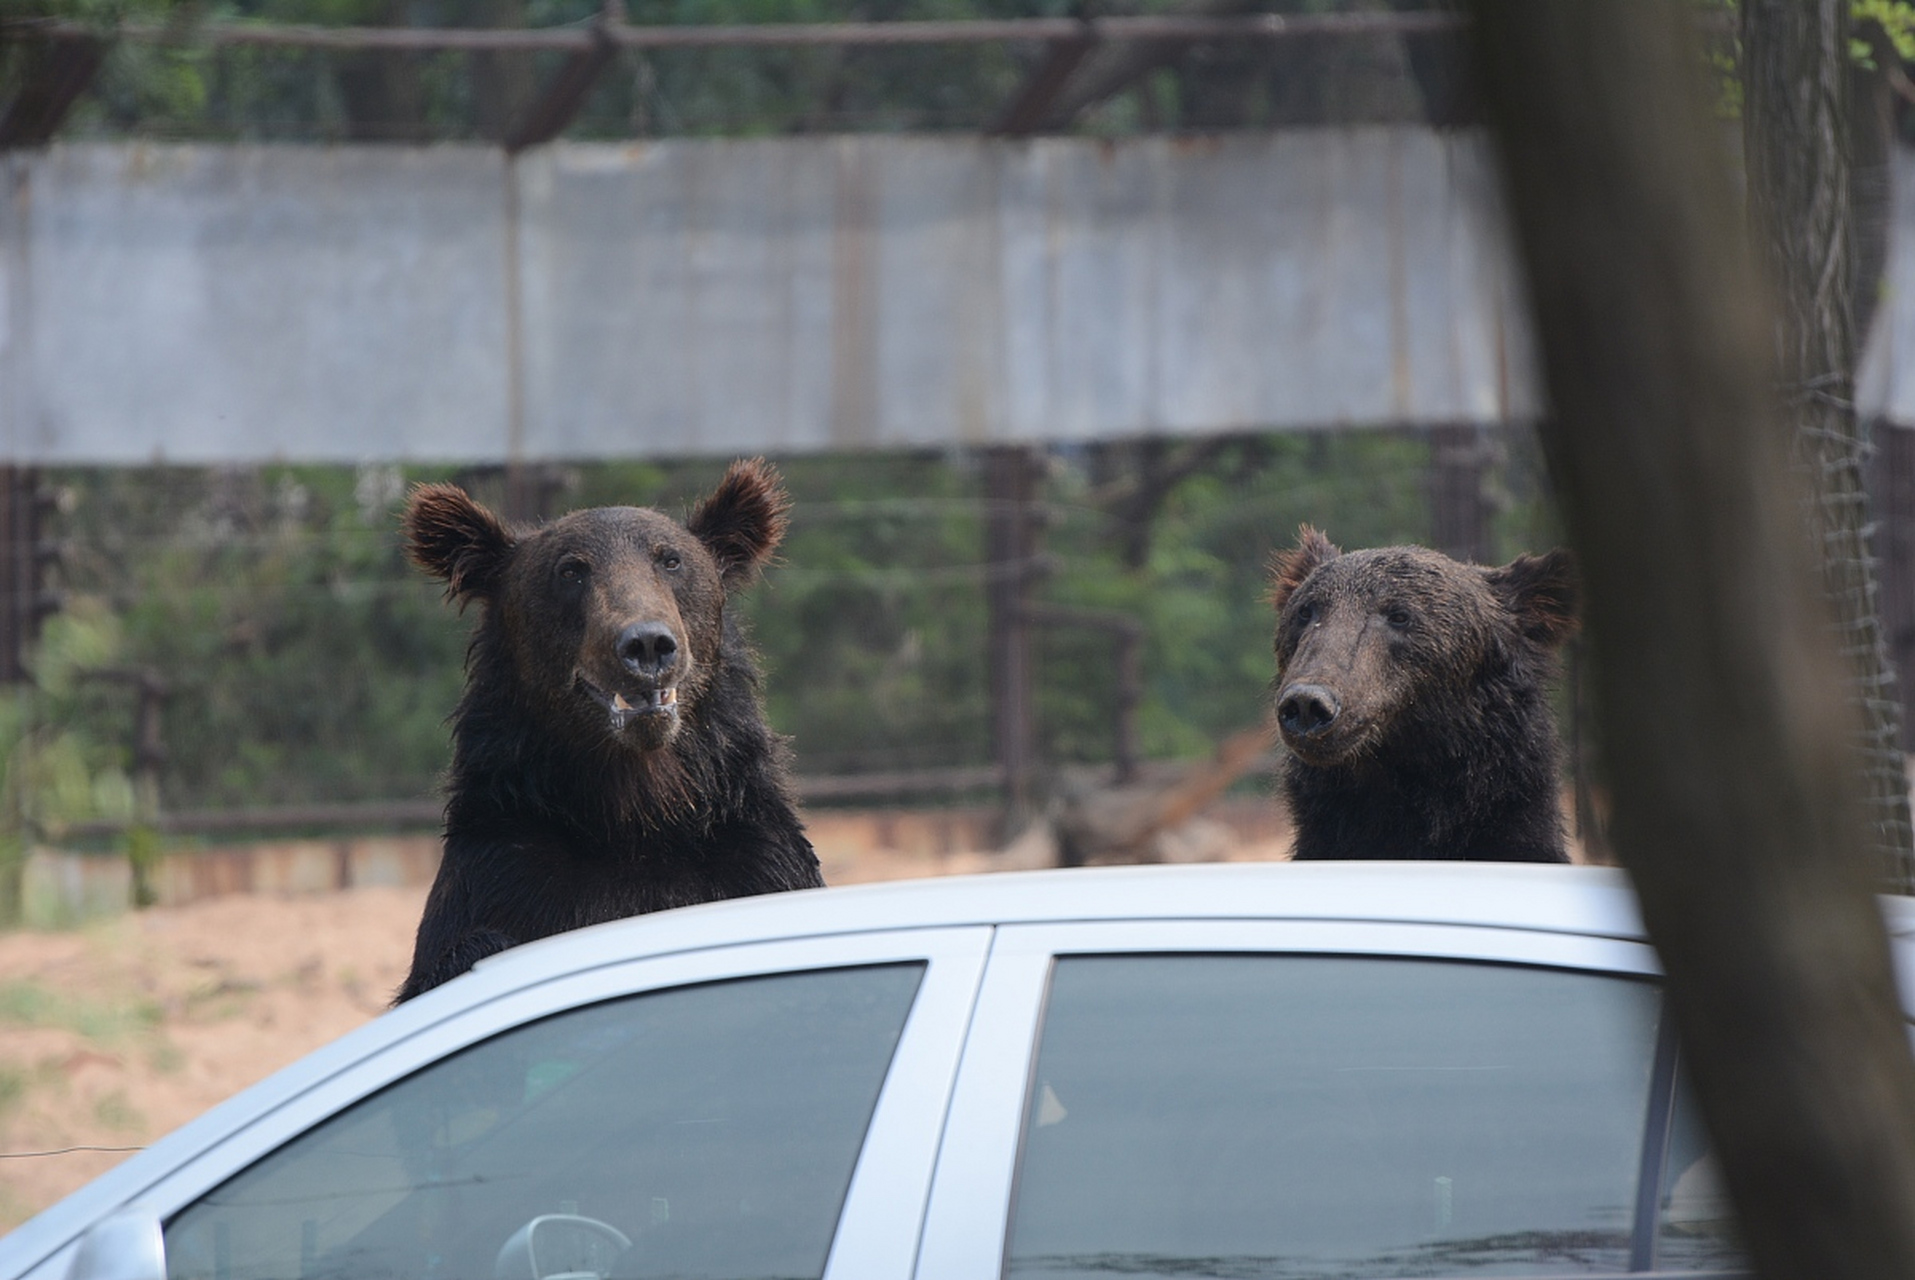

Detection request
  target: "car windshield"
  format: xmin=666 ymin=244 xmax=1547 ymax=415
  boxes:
xmin=1003 ymin=953 xmax=1734 ymax=1279
xmin=163 ymin=962 xmax=924 ymax=1280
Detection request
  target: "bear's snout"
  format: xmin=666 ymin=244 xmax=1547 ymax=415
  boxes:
xmin=571 ymin=614 xmax=692 ymax=749
xmin=1277 ymin=683 xmax=1341 ymax=742
xmin=618 ymin=621 xmax=681 ymax=679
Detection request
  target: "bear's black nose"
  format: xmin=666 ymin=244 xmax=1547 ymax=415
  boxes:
xmin=1277 ymin=684 xmax=1340 ymax=738
xmin=618 ymin=622 xmax=680 ymax=676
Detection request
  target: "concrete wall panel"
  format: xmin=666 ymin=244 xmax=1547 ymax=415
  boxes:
xmin=5 ymin=146 xmax=512 ymax=463
xmin=1 ymin=131 xmax=1539 ymax=464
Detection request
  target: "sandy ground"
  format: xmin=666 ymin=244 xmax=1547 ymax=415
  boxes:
xmin=0 ymin=828 xmax=1294 ymax=1235
xmin=0 ymin=886 xmax=426 ymax=1232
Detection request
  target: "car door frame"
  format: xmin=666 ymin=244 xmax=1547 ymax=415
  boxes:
xmin=11 ymin=925 xmax=993 ymax=1280
xmin=913 ymin=917 xmax=1667 ymax=1280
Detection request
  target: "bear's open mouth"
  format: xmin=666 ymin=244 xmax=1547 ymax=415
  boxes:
xmin=576 ymin=674 xmax=679 ymax=733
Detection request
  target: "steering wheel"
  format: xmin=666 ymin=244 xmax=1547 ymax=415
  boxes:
xmin=494 ymin=1213 xmax=634 ymax=1280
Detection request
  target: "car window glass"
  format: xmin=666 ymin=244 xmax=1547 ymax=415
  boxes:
xmin=1655 ymin=1065 xmax=1745 ymax=1272
xmin=164 ymin=962 xmax=924 ymax=1280
xmin=1004 ymin=954 xmax=1660 ymax=1279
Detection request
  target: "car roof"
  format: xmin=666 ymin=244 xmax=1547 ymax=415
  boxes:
xmin=477 ymin=860 xmax=1653 ymax=984
xmin=11 ymin=860 xmax=1913 ymax=1277
xmin=5 ymin=861 xmax=1642 ymax=1274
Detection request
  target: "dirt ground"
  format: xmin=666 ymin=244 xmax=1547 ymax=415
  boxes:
xmin=0 ymin=885 xmax=427 ymax=1232
xmin=0 ymin=826 xmax=1286 ymax=1234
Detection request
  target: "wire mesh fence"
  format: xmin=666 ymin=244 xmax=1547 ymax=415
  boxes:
xmin=0 ymin=431 xmax=1557 ymax=857
xmin=5 ymin=0 xmax=1467 ymax=146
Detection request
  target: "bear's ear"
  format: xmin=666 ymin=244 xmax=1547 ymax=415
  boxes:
xmin=1268 ymin=525 xmax=1341 ymax=613
xmin=1485 ymin=548 xmax=1579 ymax=649
xmin=403 ymin=483 xmax=515 ymax=605
xmin=687 ymin=457 xmax=791 ymax=586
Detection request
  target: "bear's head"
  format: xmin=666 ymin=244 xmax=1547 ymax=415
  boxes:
xmin=1267 ymin=526 xmax=1577 ymax=768
xmin=403 ymin=458 xmax=790 ymax=756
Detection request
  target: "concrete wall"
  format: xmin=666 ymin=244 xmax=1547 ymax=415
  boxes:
xmin=0 ymin=130 xmax=1537 ymax=464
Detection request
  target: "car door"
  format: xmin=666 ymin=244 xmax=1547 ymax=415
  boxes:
xmin=19 ymin=926 xmax=991 ymax=1280
xmin=917 ymin=918 xmax=1747 ymax=1280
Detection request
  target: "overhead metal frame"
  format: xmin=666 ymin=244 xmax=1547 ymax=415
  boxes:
xmin=1 ymin=9 xmax=1464 ymax=150
xmin=6 ymin=10 xmax=1462 ymax=53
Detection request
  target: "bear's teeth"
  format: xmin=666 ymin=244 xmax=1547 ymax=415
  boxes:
xmin=612 ymin=692 xmax=633 ymax=712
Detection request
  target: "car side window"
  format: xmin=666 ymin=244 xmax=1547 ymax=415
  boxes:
xmin=1656 ymin=1064 xmax=1744 ymax=1272
xmin=164 ymin=962 xmax=924 ymax=1280
xmin=1003 ymin=954 xmax=1668 ymax=1279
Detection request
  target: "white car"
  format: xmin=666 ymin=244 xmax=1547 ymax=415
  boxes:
xmin=12 ymin=860 xmax=1875 ymax=1280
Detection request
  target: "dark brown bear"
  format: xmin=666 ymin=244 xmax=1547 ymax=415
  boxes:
xmin=1268 ymin=526 xmax=1577 ymax=863
xmin=395 ymin=458 xmax=821 ymax=1002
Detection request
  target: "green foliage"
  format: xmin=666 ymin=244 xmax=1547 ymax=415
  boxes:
xmin=0 ymin=1064 xmax=25 ymax=1119
xmin=1855 ymin=0 xmax=1915 ymax=65
xmin=1039 ymin=434 xmax=1434 ymax=763
xmin=0 ymin=601 xmax=144 ymax=918
xmin=48 ymin=465 xmax=470 ymax=812
xmin=92 ymin=1090 xmax=145 ymax=1132
xmin=0 ymin=979 xmax=163 ymax=1043
xmin=742 ymin=453 xmax=994 ymax=774
xmin=25 ymin=0 xmax=1428 ymax=142
xmin=0 ymin=437 xmax=1556 ymax=848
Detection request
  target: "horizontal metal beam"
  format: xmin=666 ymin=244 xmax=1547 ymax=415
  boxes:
xmin=55 ymin=768 xmax=1013 ymax=835
xmin=7 ymin=11 xmax=1463 ymax=53
xmin=60 ymin=799 xmax=444 ymax=839
xmin=796 ymin=766 xmax=1009 ymax=801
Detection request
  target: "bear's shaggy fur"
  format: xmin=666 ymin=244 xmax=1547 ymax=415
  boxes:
xmin=396 ymin=459 xmax=821 ymax=1002
xmin=1268 ymin=526 xmax=1577 ymax=863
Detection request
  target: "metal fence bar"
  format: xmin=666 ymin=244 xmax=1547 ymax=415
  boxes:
xmin=53 ymin=767 xmax=1014 ymax=837
xmin=8 ymin=12 xmax=1463 ymax=53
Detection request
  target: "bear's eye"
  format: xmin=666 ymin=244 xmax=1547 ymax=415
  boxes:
xmin=658 ymin=550 xmax=683 ymax=572
xmin=1293 ymin=602 xmax=1315 ymax=626
xmin=1385 ymin=606 xmax=1412 ymax=630
xmin=557 ymin=558 xmax=590 ymax=585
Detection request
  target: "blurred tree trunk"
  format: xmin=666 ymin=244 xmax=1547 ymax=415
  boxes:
xmin=1470 ymin=4 xmax=1915 ymax=1279
xmin=1744 ymin=0 xmax=1915 ymax=890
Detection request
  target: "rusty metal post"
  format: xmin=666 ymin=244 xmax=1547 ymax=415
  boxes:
xmin=132 ymin=671 xmax=167 ymax=815
xmin=1113 ymin=624 xmax=1141 ymax=784
xmin=0 ymin=466 xmax=52 ymax=685
xmin=79 ymin=666 xmax=169 ymax=906
xmin=985 ymin=446 xmax=1045 ymax=834
xmin=1427 ymin=422 xmax=1492 ymax=563
xmin=1026 ymin=602 xmax=1145 ymax=785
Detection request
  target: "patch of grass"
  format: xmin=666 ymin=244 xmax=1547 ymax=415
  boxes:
xmin=0 ymin=1182 xmax=33 ymax=1234
xmin=0 ymin=980 xmax=162 ymax=1044
xmin=183 ymin=977 xmax=261 ymax=1022
xmin=91 ymin=1090 xmax=142 ymax=1133
xmin=0 ymin=1063 xmax=27 ymax=1117
xmin=145 ymin=1039 xmax=185 ymax=1074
